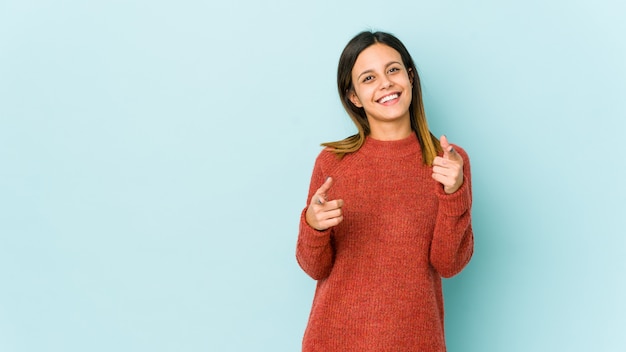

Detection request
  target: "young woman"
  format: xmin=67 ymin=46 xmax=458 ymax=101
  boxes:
xmin=296 ymin=31 xmax=474 ymax=351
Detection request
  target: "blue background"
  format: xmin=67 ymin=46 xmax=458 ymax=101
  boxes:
xmin=1 ymin=1 xmax=625 ymax=351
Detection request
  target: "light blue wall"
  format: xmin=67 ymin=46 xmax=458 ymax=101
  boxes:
xmin=1 ymin=1 xmax=625 ymax=351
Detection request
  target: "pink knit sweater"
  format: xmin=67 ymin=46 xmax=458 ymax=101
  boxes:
xmin=296 ymin=133 xmax=473 ymax=351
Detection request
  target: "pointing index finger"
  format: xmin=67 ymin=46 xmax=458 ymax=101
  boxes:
xmin=440 ymin=135 xmax=461 ymax=161
xmin=312 ymin=177 xmax=333 ymax=205
xmin=317 ymin=176 xmax=333 ymax=194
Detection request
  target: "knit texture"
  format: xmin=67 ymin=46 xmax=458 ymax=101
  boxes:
xmin=296 ymin=133 xmax=474 ymax=352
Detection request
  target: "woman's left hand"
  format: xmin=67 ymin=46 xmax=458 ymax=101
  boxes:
xmin=432 ymin=135 xmax=464 ymax=194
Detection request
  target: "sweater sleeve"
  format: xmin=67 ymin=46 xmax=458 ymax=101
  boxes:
xmin=430 ymin=145 xmax=474 ymax=278
xmin=295 ymin=152 xmax=335 ymax=281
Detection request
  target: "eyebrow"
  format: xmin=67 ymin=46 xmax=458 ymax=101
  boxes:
xmin=357 ymin=61 xmax=403 ymax=80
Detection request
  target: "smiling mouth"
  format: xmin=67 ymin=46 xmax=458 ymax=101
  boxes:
xmin=377 ymin=93 xmax=400 ymax=104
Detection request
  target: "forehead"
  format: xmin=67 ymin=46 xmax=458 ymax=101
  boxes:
xmin=352 ymin=43 xmax=403 ymax=73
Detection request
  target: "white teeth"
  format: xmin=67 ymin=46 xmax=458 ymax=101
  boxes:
xmin=379 ymin=94 xmax=398 ymax=103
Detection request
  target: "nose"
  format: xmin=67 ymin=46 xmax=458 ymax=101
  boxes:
xmin=380 ymin=77 xmax=392 ymax=89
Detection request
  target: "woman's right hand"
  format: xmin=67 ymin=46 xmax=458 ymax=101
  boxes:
xmin=305 ymin=177 xmax=344 ymax=231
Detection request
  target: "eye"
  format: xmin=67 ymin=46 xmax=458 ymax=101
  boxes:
xmin=388 ymin=67 xmax=401 ymax=74
xmin=362 ymin=75 xmax=374 ymax=83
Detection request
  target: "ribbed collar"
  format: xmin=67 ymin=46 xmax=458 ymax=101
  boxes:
xmin=359 ymin=132 xmax=421 ymax=159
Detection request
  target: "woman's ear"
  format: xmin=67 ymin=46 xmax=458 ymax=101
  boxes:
xmin=349 ymin=90 xmax=363 ymax=108
xmin=408 ymin=68 xmax=415 ymax=85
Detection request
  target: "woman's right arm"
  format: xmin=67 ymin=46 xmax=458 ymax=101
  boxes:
xmin=295 ymin=155 xmax=343 ymax=280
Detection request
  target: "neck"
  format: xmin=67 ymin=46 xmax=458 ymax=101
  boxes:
xmin=368 ymin=119 xmax=412 ymax=141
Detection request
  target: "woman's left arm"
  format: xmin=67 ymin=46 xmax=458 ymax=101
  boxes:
xmin=430 ymin=145 xmax=474 ymax=278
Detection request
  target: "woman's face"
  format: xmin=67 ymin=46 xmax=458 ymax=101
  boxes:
xmin=349 ymin=43 xmax=413 ymax=130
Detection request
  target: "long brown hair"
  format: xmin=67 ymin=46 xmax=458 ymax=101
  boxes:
xmin=322 ymin=31 xmax=442 ymax=165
